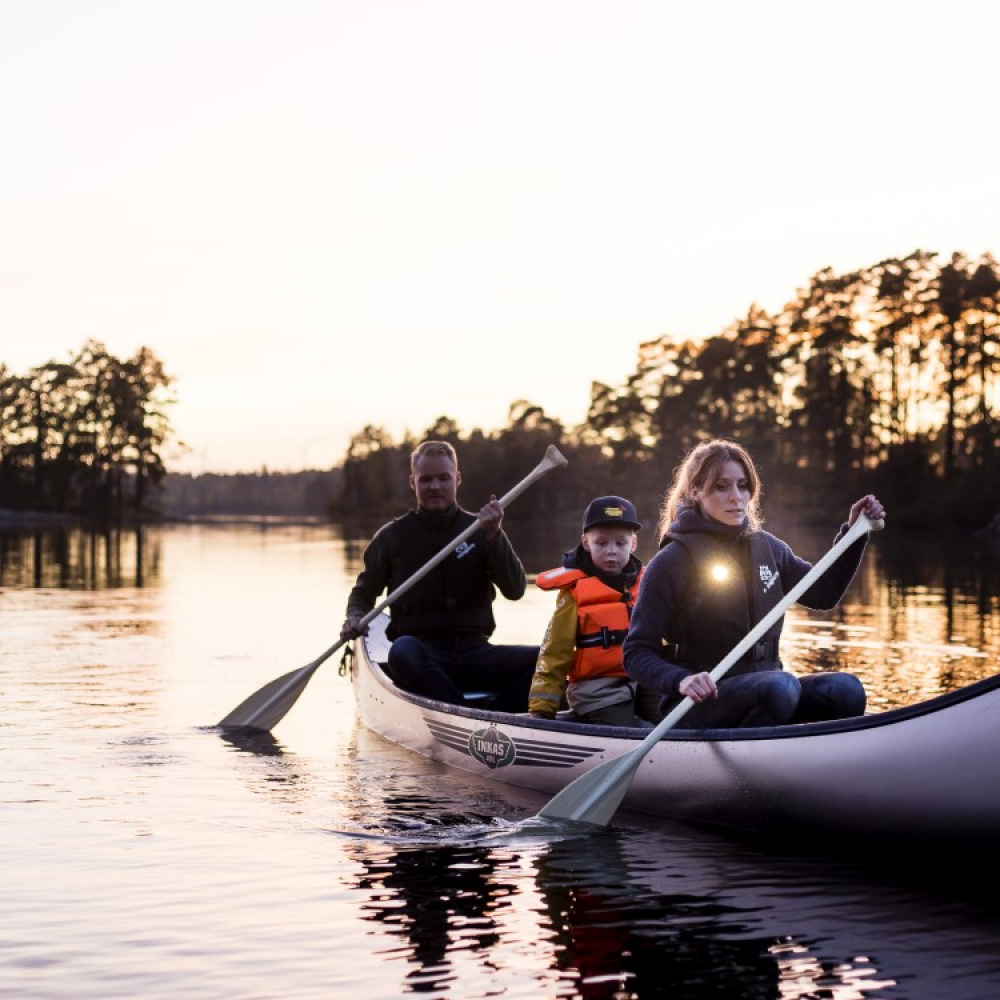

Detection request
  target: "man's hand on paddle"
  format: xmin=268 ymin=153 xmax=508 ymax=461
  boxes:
xmin=477 ymin=494 xmax=504 ymax=542
xmin=341 ymin=615 xmax=368 ymax=641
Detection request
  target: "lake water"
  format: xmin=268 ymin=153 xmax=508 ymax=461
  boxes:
xmin=2 ymin=518 xmax=1000 ymax=1000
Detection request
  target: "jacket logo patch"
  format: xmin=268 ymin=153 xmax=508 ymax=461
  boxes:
xmin=759 ymin=564 xmax=778 ymax=592
xmin=468 ymin=726 xmax=516 ymax=769
xmin=454 ymin=541 xmax=475 ymax=560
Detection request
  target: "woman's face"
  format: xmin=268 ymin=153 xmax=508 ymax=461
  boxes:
xmin=694 ymin=459 xmax=751 ymax=526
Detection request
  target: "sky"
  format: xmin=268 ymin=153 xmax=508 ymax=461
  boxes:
xmin=2 ymin=0 xmax=998 ymax=474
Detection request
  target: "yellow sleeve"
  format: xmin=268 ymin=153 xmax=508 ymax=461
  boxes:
xmin=528 ymin=589 xmax=578 ymax=718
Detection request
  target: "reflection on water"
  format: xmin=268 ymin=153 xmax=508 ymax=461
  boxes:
xmin=330 ymin=767 xmax=1000 ymax=1000
xmin=525 ymin=821 xmax=1000 ymax=1000
xmin=355 ymin=838 xmax=513 ymax=994
xmin=531 ymin=831 xmax=794 ymax=999
xmin=3 ymin=519 xmax=1000 ymax=999
xmin=0 ymin=525 xmax=159 ymax=589
xmin=219 ymin=725 xmax=286 ymax=758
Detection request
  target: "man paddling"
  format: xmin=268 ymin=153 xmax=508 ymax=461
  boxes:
xmin=340 ymin=439 xmax=537 ymax=711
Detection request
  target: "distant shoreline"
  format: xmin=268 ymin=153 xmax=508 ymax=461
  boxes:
xmin=0 ymin=508 xmax=80 ymax=528
xmin=0 ymin=509 xmax=331 ymax=529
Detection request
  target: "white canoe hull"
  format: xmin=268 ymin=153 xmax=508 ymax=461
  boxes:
xmin=351 ymin=616 xmax=1000 ymax=843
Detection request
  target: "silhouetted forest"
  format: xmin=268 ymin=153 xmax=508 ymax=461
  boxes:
xmin=0 ymin=339 xmax=173 ymax=523
xmin=2 ymin=250 xmax=998 ymax=532
xmin=331 ymin=249 xmax=999 ymax=532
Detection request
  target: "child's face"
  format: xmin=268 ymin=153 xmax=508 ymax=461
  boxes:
xmin=582 ymin=526 xmax=637 ymax=574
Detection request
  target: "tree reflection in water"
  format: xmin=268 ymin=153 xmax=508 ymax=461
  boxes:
xmin=336 ymin=800 xmax=1000 ymax=1000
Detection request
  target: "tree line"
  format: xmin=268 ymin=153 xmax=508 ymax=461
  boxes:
xmin=334 ymin=249 xmax=999 ymax=532
xmin=161 ymin=469 xmax=342 ymax=519
xmin=2 ymin=249 xmax=997 ymax=532
xmin=0 ymin=340 xmax=173 ymax=523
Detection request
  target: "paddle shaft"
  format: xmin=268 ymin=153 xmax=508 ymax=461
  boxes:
xmin=217 ymin=444 xmax=568 ymax=730
xmin=537 ymin=511 xmax=883 ymax=823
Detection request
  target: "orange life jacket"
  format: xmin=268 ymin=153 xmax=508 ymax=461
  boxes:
xmin=536 ymin=566 xmax=643 ymax=681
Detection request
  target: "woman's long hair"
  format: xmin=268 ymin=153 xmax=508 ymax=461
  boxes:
xmin=658 ymin=439 xmax=763 ymax=541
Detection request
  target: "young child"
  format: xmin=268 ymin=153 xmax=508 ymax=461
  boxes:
xmin=528 ymin=495 xmax=657 ymax=728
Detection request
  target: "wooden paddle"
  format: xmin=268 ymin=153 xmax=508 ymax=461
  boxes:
xmin=216 ymin=444 xmax=569 ymax=731
xmin=537 ymin=511 xmax=884 ymax=826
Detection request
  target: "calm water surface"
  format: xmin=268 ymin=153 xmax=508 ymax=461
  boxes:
xmin=2 ymin=519 xmax=999 ymax=1000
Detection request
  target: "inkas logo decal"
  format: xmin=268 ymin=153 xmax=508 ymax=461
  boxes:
xmin=468 ymin=725 xmax=516 ymax=769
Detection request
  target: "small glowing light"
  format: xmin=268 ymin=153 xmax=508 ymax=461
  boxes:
xmin=710 ymin=563 xmax=730 ymax=583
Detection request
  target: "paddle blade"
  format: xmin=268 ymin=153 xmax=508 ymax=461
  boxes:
xmin=216 ymin=662 xmax=319 ymax=731
xmin=537 ymin=746 xmax=645 ymax=825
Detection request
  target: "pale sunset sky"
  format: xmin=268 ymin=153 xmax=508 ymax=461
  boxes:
xmin=2 ymin=0 xmax=998 ymax=473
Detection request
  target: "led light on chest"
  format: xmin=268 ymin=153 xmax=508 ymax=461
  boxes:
xmin=704 ymin=556 xmax=739 ymax=587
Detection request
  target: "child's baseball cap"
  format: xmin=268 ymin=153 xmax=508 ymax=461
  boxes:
xmin=582 ymin=496 xmax=641 ymax=532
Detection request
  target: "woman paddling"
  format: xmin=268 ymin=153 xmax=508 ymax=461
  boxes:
xmin=623 ymin=439 xmax=886 ymax=727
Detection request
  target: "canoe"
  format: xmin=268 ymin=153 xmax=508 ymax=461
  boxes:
xmin=350 ymin=614 xmax=1000 ymax=845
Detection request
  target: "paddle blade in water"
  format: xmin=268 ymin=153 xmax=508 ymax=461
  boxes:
xmin=216 ymin=663 xmax=318 ymax=730
xmin=537 ymin=747 xmax=646 ymax=825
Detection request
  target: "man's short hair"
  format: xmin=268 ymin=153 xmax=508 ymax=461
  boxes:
xmin=410 ymin=440 xmax=458 ymax=471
